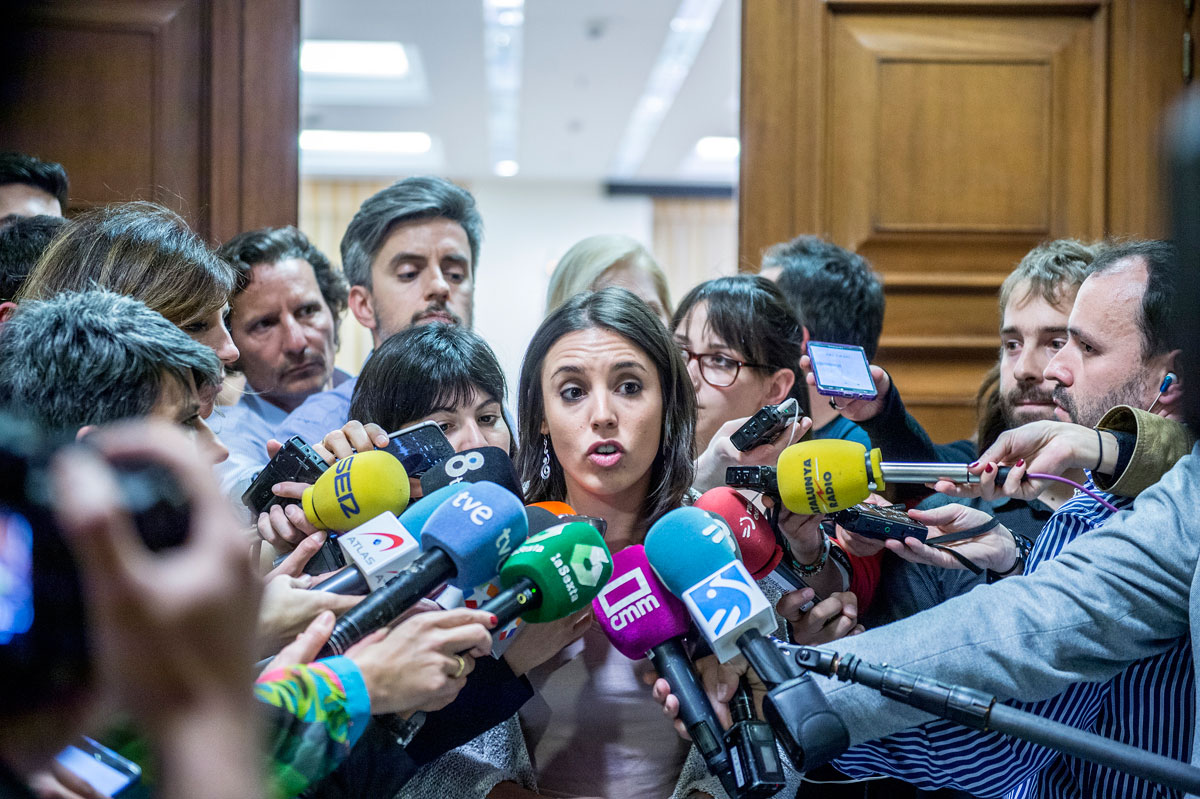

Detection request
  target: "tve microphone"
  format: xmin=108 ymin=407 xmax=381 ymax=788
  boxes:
xmin=593 ymin=546 xmax=739 ymax=797
xmin=457 ymin=504 xmax=570 ymax=654
xmin=483 ymin=522 xmax=612 ymax=626
xmin=421 ymin=446 xmax=523 ymax=500
xmin=695 ymin=488 xmax=812 ymax=605
xmin=312 ymin=484 xmax=461 ymax=594
xmin=770 ymin=439 xmax=1014 ymax=514
xmin=302 ymin=449 xmax=410 ymax=531
xmin=645 ymin=509 xmax=784 ymax=667
xmin=319 ymin=481 xmax=527 ymax=656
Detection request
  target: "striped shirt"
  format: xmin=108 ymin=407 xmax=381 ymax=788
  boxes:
xmin=834 ymin=479 xmax=1195 ymax=799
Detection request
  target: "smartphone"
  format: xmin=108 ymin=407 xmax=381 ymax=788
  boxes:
xmin=807 ymin=341 xmax=877 ymax=401
xmin=384 ymin=420 xmax=456 ymax=477
xmin=55 ymin=737 xmax=141 ymax=797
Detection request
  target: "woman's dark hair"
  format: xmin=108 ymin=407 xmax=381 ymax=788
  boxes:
xmin=671 ymin=274 xmax=808 ymax=414
xmin=349 ymin=323 xmax=512 ymax=455
xmin=517 ymin=287 xmax=696 ymax=528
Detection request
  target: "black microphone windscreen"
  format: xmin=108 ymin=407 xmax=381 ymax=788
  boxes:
xmin=420 ymin=446 xmax=523 ymax=501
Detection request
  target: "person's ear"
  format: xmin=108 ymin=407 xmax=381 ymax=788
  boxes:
xmin=347 ymin=285 xmax=377 ymax=335
xmin=75 ymin=424 xmax=96 ymax=441
xmin=1158 ymin=351 xmax=1183 ymax=411
xmin=0 ymin=301 xmax=16 ymax=325
xmin=764 ymin=368 xmax=795 ymax=405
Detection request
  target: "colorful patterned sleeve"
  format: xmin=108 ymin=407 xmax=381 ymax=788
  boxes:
xmin=255 ymin=656 xmax=372 ymax=798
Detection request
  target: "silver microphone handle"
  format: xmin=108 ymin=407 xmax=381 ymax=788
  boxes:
xmin=878 ymin=463 xmax=975 ymax=484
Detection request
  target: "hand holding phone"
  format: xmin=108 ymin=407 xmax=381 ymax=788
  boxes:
xmin=806 ymin=341 xmax=878 ymax=401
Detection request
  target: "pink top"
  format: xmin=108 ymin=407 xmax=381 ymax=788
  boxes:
xmin=521 ymin=624 xmax=692 ymax=798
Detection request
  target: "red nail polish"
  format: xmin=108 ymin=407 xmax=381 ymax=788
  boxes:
xmin=984 ymin=463 xmax=994 ymax=473
xmin=969 ymin=461 xmax=979 ymax=468
xmin=1016 ymin=459 xmax=1025 ymax=467
xmin=489 ymin=614 xmax=498 ymax=627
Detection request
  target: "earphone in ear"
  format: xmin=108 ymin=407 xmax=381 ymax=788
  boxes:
xmin=1160 ymin=372 xmax=1178 ymax=393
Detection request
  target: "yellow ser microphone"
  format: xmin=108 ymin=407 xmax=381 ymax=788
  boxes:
xmin=302 ymin=449 xmax=411 ymax=531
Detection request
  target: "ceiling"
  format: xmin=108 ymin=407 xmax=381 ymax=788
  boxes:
xmin=299 ymin=0 xmax=741 ymax=184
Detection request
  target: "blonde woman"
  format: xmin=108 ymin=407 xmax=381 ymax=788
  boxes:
xmin=545 ymin=234 xmax=672 ymax=326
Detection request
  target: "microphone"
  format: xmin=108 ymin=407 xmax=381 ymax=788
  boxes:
xmin=694 ymin=488 xmax=812 ymax=606
xmin=302 ymin=449 xmax=410 ymax=531
xmin=482 ymin=521 xmax=612 ymax=627
xmin=742 ymin=439 xmax=1014 ymax=515
xmin=421 ymin=446 xmax=523 ymax=500
xmin=456 ymin=504 xmax=575 ymax=655
xmin=647 ymin=508 xmax=848 ymax=773
xmin=645 ymin=508 xmax=777 ymax=664
xmin=312 ymin=484 xmax=461 ymax=595
xmin=593 ymin=545 xmax=740 ymax=797
xmin=318 ymin=481 xmax=528 ymax=656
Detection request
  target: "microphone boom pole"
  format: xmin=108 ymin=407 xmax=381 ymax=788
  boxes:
xmin=783 ymin=644 xmax=1200 ymax=797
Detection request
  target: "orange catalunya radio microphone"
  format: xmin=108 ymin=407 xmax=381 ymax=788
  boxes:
xmin=302 ymin=449 xmax=410 ymax=531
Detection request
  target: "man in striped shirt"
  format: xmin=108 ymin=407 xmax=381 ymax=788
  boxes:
xmin=834 ymin=240 xmax=1191 ymax=798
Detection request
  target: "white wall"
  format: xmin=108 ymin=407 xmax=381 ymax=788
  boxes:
xmin=469 ymin=179 xmax=653 ymax=414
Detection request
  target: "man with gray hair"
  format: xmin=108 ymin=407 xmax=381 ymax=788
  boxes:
xmin=0 ymin=289 xmax=227 ymax=463
xmin=269 ymin=175 xmax=483 ymax=448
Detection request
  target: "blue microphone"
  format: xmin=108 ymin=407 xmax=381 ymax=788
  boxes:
xmin=645 ymin=507 xmax=776 ymax=664
xmin=319 ymin=481 xmax=528 ymax=656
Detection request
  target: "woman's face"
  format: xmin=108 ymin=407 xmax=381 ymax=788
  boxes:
xmin=181 ymin=305 xmax=240 ymax=371
xmin=540 ymin=326 xmax=663 ymax=507
xmin=674 ymin=300 xmax=789 ymax=451
xmin=181 ymin=305 xmax=239 ymax=418
xmin=421 ymin=386 xmax=512 ymax=454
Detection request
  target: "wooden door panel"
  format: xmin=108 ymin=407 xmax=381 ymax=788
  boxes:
xmin=6 ymin=0 xmax=298 ymax=242
xmin=741 ymin=1 xmax=1120 ymax=443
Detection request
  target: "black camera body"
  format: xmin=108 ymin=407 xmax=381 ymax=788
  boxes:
xmin=0 ymin=410 xmax=190 ymax=716
xmin=241 ymin=435 xmax=328 ymax=516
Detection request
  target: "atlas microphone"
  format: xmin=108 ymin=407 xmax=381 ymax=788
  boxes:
xmin=318 ymin=481 xmax=528 ymax=657
xmin=482 ymin=521 xmax=612 ymax=627
xmin=312 ymin=484 xmax=462 ymax=595
xmin=728 ymin=439 xmax=1015 ymax=514
xmin=593 ymin=545 xmax=745 ymax=798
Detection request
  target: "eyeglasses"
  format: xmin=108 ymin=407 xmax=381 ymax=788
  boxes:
xmin=679 ymin=347 xmax=770 ymax=388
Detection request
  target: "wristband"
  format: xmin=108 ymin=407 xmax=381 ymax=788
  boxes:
xmin=792 ymin=536 xmax=830 ymax=575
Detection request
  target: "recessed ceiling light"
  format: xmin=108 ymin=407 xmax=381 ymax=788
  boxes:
xmin=495 ymin=160 xmax=520 ymax=177
xmin=299 ymin=130 xmax=432 ymax=154
xmin=301 ymin=41 xmax=409 ymax=78
xmin=695 ymin=136 xmax=740 ymax=161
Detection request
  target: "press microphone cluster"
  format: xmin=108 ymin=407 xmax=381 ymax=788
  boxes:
xmin=728 ymin=439 xmax=1015 ymax=514
xmin=317 ymin=481 xmax=528 ymax=657
xmin=644 ymin=507 xmax=849 ymax=773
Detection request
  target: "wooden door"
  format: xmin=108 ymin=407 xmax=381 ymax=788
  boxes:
xmin=741 ymin=0 xmax=1191 ymax=443
xmin=1 ymin=0 xmax=300 ymax=243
